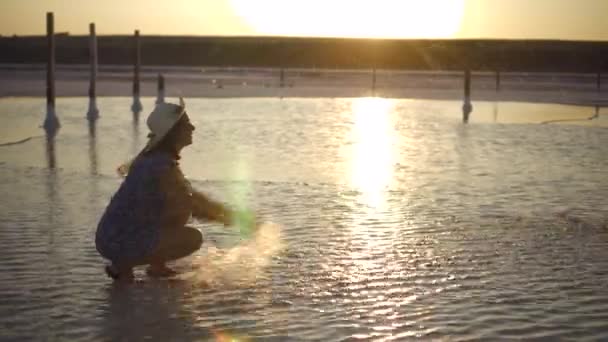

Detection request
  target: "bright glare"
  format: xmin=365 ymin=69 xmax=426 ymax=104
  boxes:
xmin=229 ymin=0 xmax=465 ymax=38
xmin=341 ymin=97 xmax=398 ymax=287
xmin=349 ymin=97 xmax=396 ymax=209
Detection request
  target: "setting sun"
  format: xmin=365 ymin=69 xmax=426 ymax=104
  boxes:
xmin=229 ymin=0 xmax=465 ymax=38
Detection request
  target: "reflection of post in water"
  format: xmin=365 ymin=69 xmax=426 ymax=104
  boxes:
xmin=493 ymin=101 xmax=499 ymax=123
xmin=131 ymin=29 xmax=143 ymax=114
xmin=132 ymin=101 xmax=141 ymax=133
xmin=462 ymin=69 xmax=473 ymax=124
xmin=591 ymin=105 xmax=600 ymax=120
xmin=156 ymin=74 xmax=165 ymax=104
xmin=88 ymin=111 xmax=98 ymax=175
xmin=132 ymin=103 xmax=142 ymax=156
xmin=44 ymin=121 xmax=59 ymax=170
xmin=87 ymin=112 xmax=101 ymax=213
xmin=44 ymin=126 xmax=59 ymax=258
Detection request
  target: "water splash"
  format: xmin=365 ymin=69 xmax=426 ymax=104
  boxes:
xmin=182 ymin=222 xmax=284 ymax=287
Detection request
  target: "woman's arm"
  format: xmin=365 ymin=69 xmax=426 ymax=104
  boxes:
xmin=191 ymin=190 xmax=233 ymax=226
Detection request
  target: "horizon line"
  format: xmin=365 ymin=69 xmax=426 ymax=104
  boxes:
xmin=2 ymin=34 xmax=608 ymax=44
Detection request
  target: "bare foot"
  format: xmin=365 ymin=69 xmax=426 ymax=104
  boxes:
xmin=105 ymin=265 xmax=135 ymax=282
xmin=146 ymin=264 xmax=178 ymax=278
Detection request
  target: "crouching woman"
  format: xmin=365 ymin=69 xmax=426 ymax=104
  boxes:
xmin=95 ymin=99 xmax=232 ymax=281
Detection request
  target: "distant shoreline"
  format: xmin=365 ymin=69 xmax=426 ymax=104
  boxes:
xmin=0 ymin=65 xmax=606 ymax=107
xmin=2 ymin=36 xmax=608 ymax=73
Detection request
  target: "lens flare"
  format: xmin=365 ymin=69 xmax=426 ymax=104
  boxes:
xmin=212 ymin=328 xmax=251 ymax=342
xmin=226 ymin=156 xmax=257 ymax=237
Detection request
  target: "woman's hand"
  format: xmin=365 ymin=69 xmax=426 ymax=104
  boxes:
xmin=219 ymin=207 xmax=234 ymax=227
xmin=231 ymin=209 xmax=259 ymax=236
xmin=191 ymin=190 xmax=231 ymax=224
xmin=191 ymin=190 xmax=259 ymax=235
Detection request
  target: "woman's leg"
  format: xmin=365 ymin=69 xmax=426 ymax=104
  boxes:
xmin=103 ymin=226 xmax=203 ymax=280
xmin=140 ymin=226 xmax=203 ymax=276
xmin=105 ymin=263 xmax=135 ymax=282
xmin=151 ymin=226 xmax=203 ymax=262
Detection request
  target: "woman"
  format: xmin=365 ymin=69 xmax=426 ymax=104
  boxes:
xmin=96 ymin=98 xmax=235 ymax=281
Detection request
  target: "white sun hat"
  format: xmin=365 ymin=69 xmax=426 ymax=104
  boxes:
xmin=117 ymin=98 xmax=187 ymax=176
xmin=143 ymin=97 xmax=186 ymax=152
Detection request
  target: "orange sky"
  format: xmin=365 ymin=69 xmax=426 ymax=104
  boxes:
xmin=0 ymin=0 xmax=607 ymax=41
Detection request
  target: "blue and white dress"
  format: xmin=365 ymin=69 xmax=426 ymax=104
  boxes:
xmin=95 ymin=151 xmax=188 ymax=264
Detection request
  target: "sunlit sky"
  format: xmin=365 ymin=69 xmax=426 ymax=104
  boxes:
xmin=1 ymin=0 xmax=607 ymax=41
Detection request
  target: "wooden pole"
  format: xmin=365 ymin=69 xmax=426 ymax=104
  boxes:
xmin=44 ymin=12 xmax=60 ymax=132
xmin=462 ymin=69 xmax=473 ymax=123
xmin=464 ymin=70 xmax=471 ymax=100
xmin=131 ymin=30 xmax=142 ymax=113
xmin=156 ymin=73 xmax=165 ymax=104
xmin=495 ymin=70 xmax=501 ymax=91
xmin=87 ymin=23 xmax=99 ymax=119
xmin=46 ymin=12 xmax=55 ymax=112
xmin=133 ymin=30 xmax=140 ymax=97
xmin=597 ymin=72 xmax=601 ymax=91
xmin=371 ymin=68 xmax=377 ymax=95
xmin=279 ymin=41 xmax=286 ymax=88
xmin=88 ymin=23 xmax=97 ymax=100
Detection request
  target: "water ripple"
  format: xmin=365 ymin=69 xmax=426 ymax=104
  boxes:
xmin=1 ymin=97 xmax=607 ymax=340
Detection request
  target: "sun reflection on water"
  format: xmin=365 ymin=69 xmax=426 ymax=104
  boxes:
xmin=349 ymin=97 xmax=397 ymax=210
xmin=339 ymin=97 xmax=401 ymax=307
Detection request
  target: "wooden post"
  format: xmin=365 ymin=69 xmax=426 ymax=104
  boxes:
xmin=495 ymin=70 xmax=501 ymax=91
xmin=133 ymin=30 xmax=140 ymax=96
xmin=464 ymin=69 xmax=471 ymax=100
xmin=87 ymin=23 xmax=99 ymax=119
xmin=156 ymin=74 xmax=165 ymax=104
xmin=44 ymin=12 xmax=60 ymax=132
xmin=46 ymin=12 xmax=55 ymax=112
xmin=597 ymin=72 xmax=601 ymax=91
xmin=371 ymin=68 xmax=377 ymax=95
xmin=370 ymin=41 xmax=377 ymax=96
xmin=462 ymin=69 xmax=473 ymax=123
xmin=279 ymin=40 xmax=286 ymax=88
xmin=131 ymin=30 xmax=142 ymax=113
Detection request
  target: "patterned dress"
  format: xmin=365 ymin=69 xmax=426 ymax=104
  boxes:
xmin=95 ymin=151 xmax=191 ymax=264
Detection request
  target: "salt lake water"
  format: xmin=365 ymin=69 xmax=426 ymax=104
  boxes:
xmin=0 ymin=96 xmax=607 ymax=341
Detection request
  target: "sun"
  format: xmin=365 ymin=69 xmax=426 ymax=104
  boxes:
xmin=229 ymin=0 xmax=465 ymax=38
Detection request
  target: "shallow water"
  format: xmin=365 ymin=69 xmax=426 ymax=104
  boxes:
xmin=0 ymin=97 xmax=607 ymax=341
